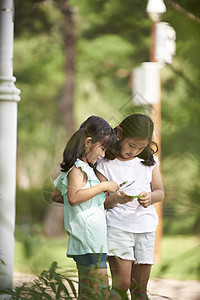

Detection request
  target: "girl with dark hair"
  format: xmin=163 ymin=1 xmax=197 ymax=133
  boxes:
xmin=96 ymin=114 xmax=164 ymax=299
xmin=52 ymin=116 xmax=119 ymax=298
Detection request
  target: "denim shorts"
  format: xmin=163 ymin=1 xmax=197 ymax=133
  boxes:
xmin=107 ymin=226 xmax=155 ymax=264
xmin=69 ymin=253 xmax=107 ymax=273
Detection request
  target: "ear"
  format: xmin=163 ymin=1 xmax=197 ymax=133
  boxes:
xmin=117 ymin=128 xmax=122 ymax=140
xmin=85 ymin=137 xmax=92 ymax=148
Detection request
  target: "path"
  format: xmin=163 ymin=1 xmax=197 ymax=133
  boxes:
xmin=13 ymin=273 xmax=200 ymax=300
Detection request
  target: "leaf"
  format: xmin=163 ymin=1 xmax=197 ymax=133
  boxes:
xmin=65 ymin=278 xmax=78 ymax=298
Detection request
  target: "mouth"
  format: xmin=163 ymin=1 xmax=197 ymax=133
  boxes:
xmin=126 ymin=153 xmax=137 ymax=158
xmin=126 ymin=153 xmax=132 ymax=157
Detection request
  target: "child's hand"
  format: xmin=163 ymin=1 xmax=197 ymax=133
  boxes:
xmin=103 ymin=181 xmax=119 ymax=193
xmin=52 ymin=188 xmax=64 ymax=203
xmin=115 ymin=191 xmax=133 ymax=204
xmin=137 ymin=192 xmax=152 ymax=208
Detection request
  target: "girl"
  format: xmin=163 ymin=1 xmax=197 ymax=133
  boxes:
xmin=96 ymin=114 xmax=164 ymax=299
xmin=52 ymin=116 xmax=119 ymax=298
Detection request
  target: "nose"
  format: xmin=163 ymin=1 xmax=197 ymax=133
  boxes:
xmin=130 ymin=148 xmax=140 ymax=156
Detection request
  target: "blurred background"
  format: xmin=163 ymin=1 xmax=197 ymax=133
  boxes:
xmin=12 ymin=0 xmax=200 ymax=282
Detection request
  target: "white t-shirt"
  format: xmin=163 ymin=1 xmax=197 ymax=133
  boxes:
xmin=96 ymin=156 xmax=159 ymax=233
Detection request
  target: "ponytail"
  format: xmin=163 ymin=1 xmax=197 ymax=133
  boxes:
xmin=60 ymin=115 xmax=114 ymax=172
xmin=60 ymin=128 xmax=86 ymax=172
xmin=138 ymin=141 xmax=158 ymax=166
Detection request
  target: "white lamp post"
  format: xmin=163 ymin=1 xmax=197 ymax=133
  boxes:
xmin=146 ymin=0 xmax=166 ymax=22
xmin=146 ymin=0 xmax=166 ymax=263
xmin=133 ymin=4 xmax=175 ymax=260
xmin=0 ymin=0 xmax=21 ymax=291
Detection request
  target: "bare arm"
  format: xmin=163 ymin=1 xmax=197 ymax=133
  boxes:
xmin=68 ymin=166 xmax=119 ymax=206
xmin=151 ymin=164 xmax=164 ymax=203
xmin=138 ymin=164 xmax=164 ymax=208
xmin=52 ymin=188 xmax=64 ymax=203
xmin=95 ymin=170 xmax=132 ymax=209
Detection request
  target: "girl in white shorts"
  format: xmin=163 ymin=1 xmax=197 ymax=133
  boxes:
xmin=96 ymin=114 xmax=164 ymax=299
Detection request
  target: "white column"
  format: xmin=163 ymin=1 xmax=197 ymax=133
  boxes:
xmin=0 ymin=0 xmax=20 ymax=290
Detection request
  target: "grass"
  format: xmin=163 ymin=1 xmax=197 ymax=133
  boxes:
xmin=151 ymin=235 xmax=200 ymax=280
xmin=14 ymin=234 xmax=200 ymax=281
xmin=14 ymin=235 xmax=77 ymax=276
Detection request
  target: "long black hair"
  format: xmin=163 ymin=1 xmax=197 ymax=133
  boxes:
xmin=60 ymin=116 xmax=114 ymax=172
xmin=105 ymin=114 xmax=158 ymax=166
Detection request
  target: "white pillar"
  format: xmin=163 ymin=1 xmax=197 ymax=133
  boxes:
xmin=0 ymin=0 xmax=20 ymax=290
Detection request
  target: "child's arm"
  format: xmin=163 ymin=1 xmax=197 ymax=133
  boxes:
xmin=95 ymin=170 xmax=132 ymax=209
xmin=138 ymin=164 xmax=164 ymax=208
xmin=104 ymin=192 xmax=133 ymax=209
xmin=68 ymin=166 xmax=119 ymax=206
xmin=52 ymin=188 xmax=64 ymax=203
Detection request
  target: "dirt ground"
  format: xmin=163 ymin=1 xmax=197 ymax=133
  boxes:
xmin=147 ymin=278 xmax=200 ymax=300
xmin=13 ymin=273 xmax=200 ymax=300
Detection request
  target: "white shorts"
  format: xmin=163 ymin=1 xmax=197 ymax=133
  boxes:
xmin=107 ymin=226 xmax=155 ymax=264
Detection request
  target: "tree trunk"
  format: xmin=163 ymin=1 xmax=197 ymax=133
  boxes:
xmin=43 ymin=0 xmax=76 ymax=237
xmin=59 ymin=0 xmax=76 ymax=136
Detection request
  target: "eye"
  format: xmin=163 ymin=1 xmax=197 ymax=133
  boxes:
xmin=129 ymin=143 xmax=136 ymax=148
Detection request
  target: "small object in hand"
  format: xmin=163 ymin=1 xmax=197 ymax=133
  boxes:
xmin=129 ymin=195 xmax=143 ymax=201
xmin=112 ymin=180 xmax=135 ymax=195
xmin=118 ymin=180 xmax=135 ymax=190
xmin=119 ymin=181 xmax=127 ymax=187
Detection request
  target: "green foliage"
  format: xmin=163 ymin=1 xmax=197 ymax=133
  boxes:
xmin=14 ymin=234 xmax=74 ymax=275
xmin=162 ymin=154 xmax=200 ymax=235
xmin=2 ymin=262 xmax=78 ymax=299
xmin=151 ymin=236 xmax=200 ymax=280
xmin=77 ymin=0 xmax=150 ymax=57
xmin=158 ymin=3 xmax=200 ymax=235
xmin=167 ymin=0 xmax=200 ymax=19
xmin=6 ymin=258 xmax=192 ymax=299
xmin=15 ymin=0 xmax=58 ymax=37
xmin=2 ymin=261 xmax=126 ymax=299
xmin=16 ymin=188 xmax=47 ymax=224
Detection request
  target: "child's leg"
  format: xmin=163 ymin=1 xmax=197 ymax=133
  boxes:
xmin=108 ymin=256 xmax=132 ymax=294
xmin=130 ymin=264 xmax=152 ymax=300
xmin=72 ymin=253 xmax=108 ymax=298
xmin=78 ymin=267 xmax=109 ymax=299
xmin=129 ymin=232 xmax=155 ymax=299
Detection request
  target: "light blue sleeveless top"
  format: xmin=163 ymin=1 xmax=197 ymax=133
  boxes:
xmin=54 ymin=159 xmax=107 ymax=256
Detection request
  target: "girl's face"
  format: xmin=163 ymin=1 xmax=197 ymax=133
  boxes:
xmin=85 ymin=140 xmax=106 ymax=165
xmin=119 ymin=137 xmax=149 ymax=160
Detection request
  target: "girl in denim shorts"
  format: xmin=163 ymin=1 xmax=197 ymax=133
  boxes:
xmin=96 ymin=114 xmax=164 ymax=299
xmin=52 ymin=116 xmax=119 ymax=298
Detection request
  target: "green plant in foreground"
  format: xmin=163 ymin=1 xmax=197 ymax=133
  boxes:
xmin=0 ymin=261 xmax=173 ymax=299
xmin=0 ymin=261 xmax=122 ymax=300
xmin=0 ymin=261 xmax=144 ymax=300
xmin=1 ymin=262 xmax=78 ymax=300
